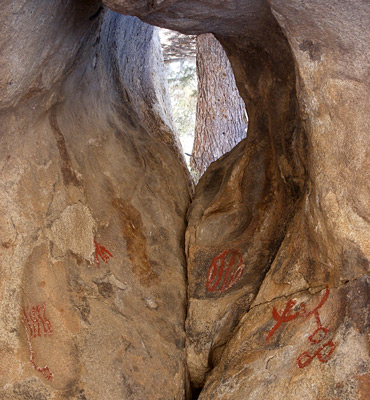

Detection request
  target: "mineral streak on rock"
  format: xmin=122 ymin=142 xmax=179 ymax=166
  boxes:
xmin=101 ymin=0 xmax=370 ymax=397
xmin=112 ymin=197 xmax=158 ymax=286
xmin=0 ymin=0 xmax=369 ymax=399
xmin=0 ymin=2 xmax=190 ymax=399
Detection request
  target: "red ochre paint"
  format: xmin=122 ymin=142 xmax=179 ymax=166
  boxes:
xmin=21 ymin=304 xmax=54 ymax=381
xmin=297 ymin=340 xmax=336 ymax=368
xmin=22 ymin=304 xmax=53 ymax=338
xmin=265 ymin=286 xmax=336 ymax=368
xmin=94 ymin=239 xmax=113 ymax=267
xmin=265 ymin=299 xmax=299 ymax=341
xmin=206 ymin=250 xmax=245 ymax=292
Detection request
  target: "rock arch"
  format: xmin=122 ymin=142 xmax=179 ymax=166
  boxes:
xmin=0 ymin=0 xmax=369 ymax=399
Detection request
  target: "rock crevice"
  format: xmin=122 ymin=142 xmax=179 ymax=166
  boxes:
xmin=0 ymin=0 xmax=369 ymax=399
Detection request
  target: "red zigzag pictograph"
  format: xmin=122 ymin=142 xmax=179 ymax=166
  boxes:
xmin=21 ymin=304 xmax=54 ymax=381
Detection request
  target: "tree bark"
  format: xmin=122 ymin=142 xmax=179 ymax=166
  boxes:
xmin=190 ymin=33 xmax=247 ymax=177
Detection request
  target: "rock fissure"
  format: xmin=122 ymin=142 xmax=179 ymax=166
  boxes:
xmin=0 ymin=0 xmax=369 ymax=399
xmin=247 ymin=277 xmax=363 ymax=316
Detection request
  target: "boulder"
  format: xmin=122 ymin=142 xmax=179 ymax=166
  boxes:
xmin=0 ymin=2 xmax=190 ymax=399
xmin=1 ymin=0 xmax=369 ymax=398
xmin=103 ymin=0 xmax=370 ymax=398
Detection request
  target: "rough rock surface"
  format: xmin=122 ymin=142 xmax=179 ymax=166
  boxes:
xmin=103 ymin=0 xmax=370 ymax=398
xmin=1 ymin=0 xmax=369 ymax=399
xmin=0 ymin=2 xmax=191 ymax=399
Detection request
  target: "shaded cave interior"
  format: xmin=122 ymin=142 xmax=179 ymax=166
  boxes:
xmin=142 ymin=4 xmax=309 ymax=394
xmin=2 ymin=0 xmax=368 ymax=398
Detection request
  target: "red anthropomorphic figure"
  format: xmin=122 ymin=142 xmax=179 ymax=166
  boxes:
xmin=265 ymin=299 xmax=300 ymax=341
xmin=265 ymin=286 xmax=336 ymax=368
xmin=297 ymin=286 xmax=336 ymax=368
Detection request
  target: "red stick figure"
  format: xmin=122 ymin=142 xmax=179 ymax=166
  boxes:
xmin=308 ymin=326 xmax=329 ymax=344
xmin=265 ymin=299 xmax=300 ymax=341
xmin=301 ymin=287 xmax=330 ymax=345
xmin=301 ymin=286 xmax=329 ymax=321
xmin=265 ymin=286 xmax=336 ymax=367
xmin=94 ymin=239 xmax=113 ymax=267
xmin=206 ymin=250 xmax=245 ymax=292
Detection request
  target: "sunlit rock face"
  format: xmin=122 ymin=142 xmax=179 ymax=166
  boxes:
xmin=1 ymin=0 xmax=369 ymax=399
xmin=104 ymin=0 xmax=370 ymax=398
xmin=0 ymin=2 xmax=190 ymax=399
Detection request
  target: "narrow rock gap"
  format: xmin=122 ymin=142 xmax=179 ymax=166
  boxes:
xmin=158 ymin=28 xmax=197 ymax=172
xmin=170 ymin=10 xmax=307 ymax=394
xmin=157 ymin=28 xmax=253 ymax=397
xmin=2 ymin=1 xmax=368 ymax=398
xmin=191 ymin=386 xmax=202 ymax=400
xmin=158 ymin=28 xmax=248 ymax=184
xmin=157 ymin=20 xmax=297 ymax=395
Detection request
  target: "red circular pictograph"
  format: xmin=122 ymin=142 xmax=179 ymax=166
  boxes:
xmin=206 ymin=250 xmax=245 ymax=292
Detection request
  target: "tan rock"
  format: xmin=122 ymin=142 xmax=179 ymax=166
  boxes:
xmin=0 ymin=3 xmax=190 ymax=399
xmin=103 ymin=0 xmax=369 ymax=397
xmin=1 ymin=0 xmax=369 ymax=398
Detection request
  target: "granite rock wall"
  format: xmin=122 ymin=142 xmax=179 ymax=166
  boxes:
xmin=1 ymin=0 xmax=369 ymax=399
xmin=0 ymin=3 xmax=191 ymax=399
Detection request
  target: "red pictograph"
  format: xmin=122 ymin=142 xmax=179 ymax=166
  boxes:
xmin=21 ymin=304 xmax=54 ymax=381
xmin=297 ymin=340 xmax=336 ymax=368
xmin=265 ymin=286 xmax=336 ymax=368
xmin=206 ymin=250 xmax=245 ymax=292
xmin=22 ymin=304 xmax=53 ymax=338
xmin=265 ymin=299 xmax=299 ymax=341
xmin=94 ymin=239 xmax=113 ymax=267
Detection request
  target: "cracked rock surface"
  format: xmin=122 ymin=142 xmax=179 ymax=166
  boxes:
xmin=1 ymin=0 xmax=369 ymax=399
xmin=0 ymin=3 xmax=190 ymax=399
xmin=105 ymin=0 xmax=370 ymax=398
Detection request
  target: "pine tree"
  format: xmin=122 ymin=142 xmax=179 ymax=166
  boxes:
xmin=190 ymin=34 xmax=247 ymax=178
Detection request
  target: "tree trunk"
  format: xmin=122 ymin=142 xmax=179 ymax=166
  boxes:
xmin=190 ymin=33 xmax=247 ymax=178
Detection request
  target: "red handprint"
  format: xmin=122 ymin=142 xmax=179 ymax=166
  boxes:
xmin=94 ymin=239 xmax=113 ymax=267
